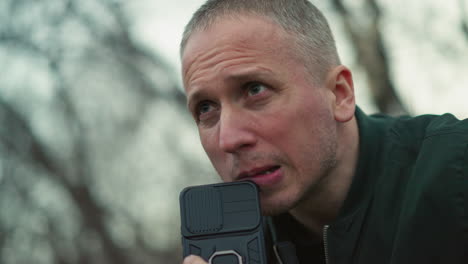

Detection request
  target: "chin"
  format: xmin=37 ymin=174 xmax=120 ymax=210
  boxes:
xmin=259 ymin=191 xmax=298 ymax=216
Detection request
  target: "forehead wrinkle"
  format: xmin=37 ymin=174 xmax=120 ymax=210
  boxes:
xmin=223 ymin=65 xmax=274 ymax=82
xmin=185 ymin=46 xmax=261 ymax=88
xmin=186 ymin=55 xmax=260 ymax=108
xmin=183 ymin=17 xmax=288 ymax=85
xmin=183 ymin=26 xmax=276 ymax=75
xmin=183 ymin=15 xmax=294 ymax=103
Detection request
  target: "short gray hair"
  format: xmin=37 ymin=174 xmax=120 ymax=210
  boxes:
xmin=180 ymin=0 xmax=341 ymax=84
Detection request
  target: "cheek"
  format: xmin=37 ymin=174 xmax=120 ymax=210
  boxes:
xmin=199 ymin=131 xmax=212 ymax=153
xmin=259 ymin=100 xmax=314 ymax=142
xmin=199 ymin=130 xmax=231 ymax=179
xmin=261 ymin=96 xmax=331 ymax=160
xmin=200 ymin=130 xmax=219 ymax=162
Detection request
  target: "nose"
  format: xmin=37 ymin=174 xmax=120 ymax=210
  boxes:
xmin=218 ymin=107 xmax=257 ymax=154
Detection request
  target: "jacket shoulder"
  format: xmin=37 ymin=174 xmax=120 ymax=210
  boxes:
xmin=373 ymin=114 xmax=468 ymax=261
xmin=389 ymin=113 xmax=467 ymax=137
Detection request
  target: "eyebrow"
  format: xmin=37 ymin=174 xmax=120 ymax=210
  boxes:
xmin=186 ymin=67 xmax=274 ymax=110
xmin=186 ymin=88 xmax=207 ymax=111
xmin=224 ymin=66 xmax=274 ymax=83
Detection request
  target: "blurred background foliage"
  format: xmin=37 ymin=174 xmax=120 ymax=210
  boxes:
xmin=0 ymin=0 xmax=466 ymax=263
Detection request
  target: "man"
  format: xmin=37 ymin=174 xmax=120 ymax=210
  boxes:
xmin=180 ymin=0 xmax=468 ymax=263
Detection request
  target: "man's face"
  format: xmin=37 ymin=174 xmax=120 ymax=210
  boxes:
xmin=182 ymin=15 xmax=339 ymax=215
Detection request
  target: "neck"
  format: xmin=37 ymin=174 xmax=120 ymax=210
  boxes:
xmin=289 ymin=116 xmax=359 ymax=236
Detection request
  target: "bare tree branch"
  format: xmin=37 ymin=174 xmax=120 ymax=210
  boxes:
xmin=460 ymin=0 xmax=468 ymax=43
xmin=331 ymin=0 xmax=408 ymax=115
xmin=0 ymin=0 xmax=220 ymax=263
xmin=0 ymin=93 xmax=133 ymax=263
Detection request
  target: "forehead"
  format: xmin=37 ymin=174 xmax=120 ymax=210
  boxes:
xmin=181 ymin=15 xmax=291 ymax=80
xmin=184 ymin=15 xmax=284 ymax=50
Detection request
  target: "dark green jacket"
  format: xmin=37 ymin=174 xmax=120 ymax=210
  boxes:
xmin=271 ymin=108 xmax=468 ymax=264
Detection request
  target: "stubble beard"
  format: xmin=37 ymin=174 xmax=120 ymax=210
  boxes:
xmin=260 ymin=133 xmax=338 ymax=216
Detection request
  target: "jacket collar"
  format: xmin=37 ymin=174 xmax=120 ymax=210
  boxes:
xmin=335 ymin=106 xmax=386 ymax=219
xmin=326 ymin=107 xmax=394 ymax=263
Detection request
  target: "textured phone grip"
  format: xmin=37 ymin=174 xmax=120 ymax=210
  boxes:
xmin=185 ymin=187 xmax=223 ymax=234
xmin=180 ymin=181 xmax=268 ymax=263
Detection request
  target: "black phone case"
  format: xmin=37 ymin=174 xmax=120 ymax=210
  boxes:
xmin=179 ymin=181 xmax=268 ymax=264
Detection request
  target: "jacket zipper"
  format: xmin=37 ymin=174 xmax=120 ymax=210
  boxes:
xmin=323 ymin=225 xmax=330 ymax=264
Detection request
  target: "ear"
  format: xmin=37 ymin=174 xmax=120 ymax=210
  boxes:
xmin=326 ymin=65 xmax=355 ymax=122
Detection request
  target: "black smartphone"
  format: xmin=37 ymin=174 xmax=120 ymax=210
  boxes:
xmin=179 ymin=181 xmax=268 ymax=264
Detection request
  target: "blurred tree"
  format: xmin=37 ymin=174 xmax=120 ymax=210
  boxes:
xmin=331 ymin=0 xmax=408 ymax=115
xmin=327 ymin=0 xmax=468 ymax=116
xmin=0 ymin=0 xmax=214 ymax=263
xmin=1 ymin=0 xmax=467 ymax=263
xmin=460 ymin=0 xmax=468 ymax=42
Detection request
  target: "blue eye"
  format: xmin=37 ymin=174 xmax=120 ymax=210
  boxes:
xmin=247 ymin=82 xmax=267 ymax=96
xmin=197 ymin=101 xmax=215 ymax=116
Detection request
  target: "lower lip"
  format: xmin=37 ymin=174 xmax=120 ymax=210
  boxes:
xmin=243 ymin=167 xmax=283 ymax=187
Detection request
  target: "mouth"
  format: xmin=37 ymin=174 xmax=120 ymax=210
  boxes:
xmin=238 ymin=165 xmax=281 ymax=178
xmin=237 ymin=165 xmax=283 ymax=187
